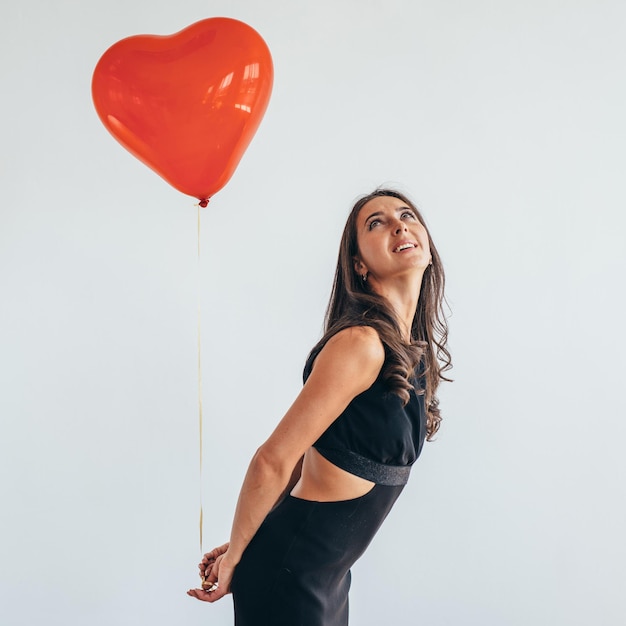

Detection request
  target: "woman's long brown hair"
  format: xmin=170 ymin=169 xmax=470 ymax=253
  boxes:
xmin=306 ymin=189 xmax=452 ymax=440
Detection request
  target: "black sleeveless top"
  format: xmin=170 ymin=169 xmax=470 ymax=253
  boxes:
xmin=303 ymin=353 xmax=427 ymax=486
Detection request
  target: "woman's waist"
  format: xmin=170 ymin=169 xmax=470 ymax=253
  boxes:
xmin=290 ymin=446 xmax=376 ymax=502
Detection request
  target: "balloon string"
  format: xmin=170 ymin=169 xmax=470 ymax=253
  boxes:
xmin=197 ymin=205 xmax=204 ymax=557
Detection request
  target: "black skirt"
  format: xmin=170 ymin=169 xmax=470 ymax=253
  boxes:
xmin=231 ymin=483 xmax=404 ymax=626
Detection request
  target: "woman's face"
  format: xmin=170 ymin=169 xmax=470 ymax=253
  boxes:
xmin=354 ymin=195 xmax=431 ymax=283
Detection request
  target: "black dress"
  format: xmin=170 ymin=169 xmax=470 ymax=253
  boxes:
xmin=230 ymin=359 xmax=427 ymax=625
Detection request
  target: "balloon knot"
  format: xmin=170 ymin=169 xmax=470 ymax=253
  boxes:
xmin=198 ymin=199 xmax=209 ymax=208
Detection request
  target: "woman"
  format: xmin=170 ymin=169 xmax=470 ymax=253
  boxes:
xmin=187 ymin=188 xmax=451 ymax=624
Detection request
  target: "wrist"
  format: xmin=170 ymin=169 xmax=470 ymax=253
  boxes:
xmin=222 ymin=547 xmax=242 ymax=568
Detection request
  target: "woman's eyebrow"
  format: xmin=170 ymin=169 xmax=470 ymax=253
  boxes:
xmin=364 ymin=211 xmax=384 ymax=223
xmin=365 ymin=206 xmax=413 ymax=223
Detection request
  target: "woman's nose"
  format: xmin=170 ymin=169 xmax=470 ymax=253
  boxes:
xmin=393 ymin=220 xmax=407 ymax=234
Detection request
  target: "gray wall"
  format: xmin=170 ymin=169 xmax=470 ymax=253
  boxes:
xmin=2 ymin=1 xmax=625 ymax=624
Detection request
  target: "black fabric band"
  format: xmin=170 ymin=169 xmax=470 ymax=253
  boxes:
xmin=314 ymin=446 xmax=411 ymax=486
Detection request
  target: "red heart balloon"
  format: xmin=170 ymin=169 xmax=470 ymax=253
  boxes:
xmin=92 ymin=18 xmax=273 ymax=204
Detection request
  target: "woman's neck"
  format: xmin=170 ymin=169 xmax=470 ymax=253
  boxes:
xmin=369 ymin=273 xmax=423 ymax=343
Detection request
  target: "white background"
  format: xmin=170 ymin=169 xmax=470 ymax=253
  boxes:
xmin=2 ymin=1 xmax=625 ymax=625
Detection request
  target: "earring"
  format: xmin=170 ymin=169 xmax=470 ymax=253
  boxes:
xmin=361 ymin=272 xmax=368 ymax=283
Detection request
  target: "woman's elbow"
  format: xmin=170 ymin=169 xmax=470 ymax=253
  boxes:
xmin=250 ymin=444 xmax=294 ymax=484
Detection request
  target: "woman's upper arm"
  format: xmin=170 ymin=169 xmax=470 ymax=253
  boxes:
xmin=258 ymin=326 xmax=384 ymax=467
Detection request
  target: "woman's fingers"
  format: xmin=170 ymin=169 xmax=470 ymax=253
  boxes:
xmin=198 ymin=562 xmax=213 ymax=580
xmin=187 ymin=552 xmax=233 ymax=603
xmin=186 ymin=587 xmax=219 ymax=602
xmin=198 ymin=557 xmax=215 ymax=572
xmin=202 ymin=543 xmax=230 ymax=562
xmin=189 ymin=544 xmax=233 ymax=602
xmin=186 ymin=582 xmax=229 ymax=603
xmin=197 ymin=543 xmax=229 ymax=576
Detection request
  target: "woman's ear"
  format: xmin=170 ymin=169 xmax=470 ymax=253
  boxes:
xmin=353 ymin=257 xmax=368 ymax=277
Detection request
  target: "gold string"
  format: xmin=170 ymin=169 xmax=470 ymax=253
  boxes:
xmin=197 ymin=204 xmax=204 ymax=556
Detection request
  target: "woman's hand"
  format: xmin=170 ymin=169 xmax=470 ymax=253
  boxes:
xmin=187 ymin=543 xmax=235 ymax=603
xmin=197 ymin=542 xmax=229 ymax=582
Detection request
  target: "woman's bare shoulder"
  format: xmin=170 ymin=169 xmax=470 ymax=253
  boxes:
xmin=325 ymin=325 xmax=384 ymax=356
xmin=259 ymin=326 xmax=385 ymax=464
xmin=314 ymin=326 xmax=385 ymax=385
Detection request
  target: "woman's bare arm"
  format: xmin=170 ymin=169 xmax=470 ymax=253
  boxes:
xmin=273 ymin=454 xmax=304 ymax=509
xmin=187 ymin=326 xmax=384 ymax=602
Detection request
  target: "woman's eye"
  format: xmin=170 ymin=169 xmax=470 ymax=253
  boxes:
xmin=402 ymin=211 xmax=416 ymax=220
xmin=368 ymin=219 xmax=381 ymax=230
